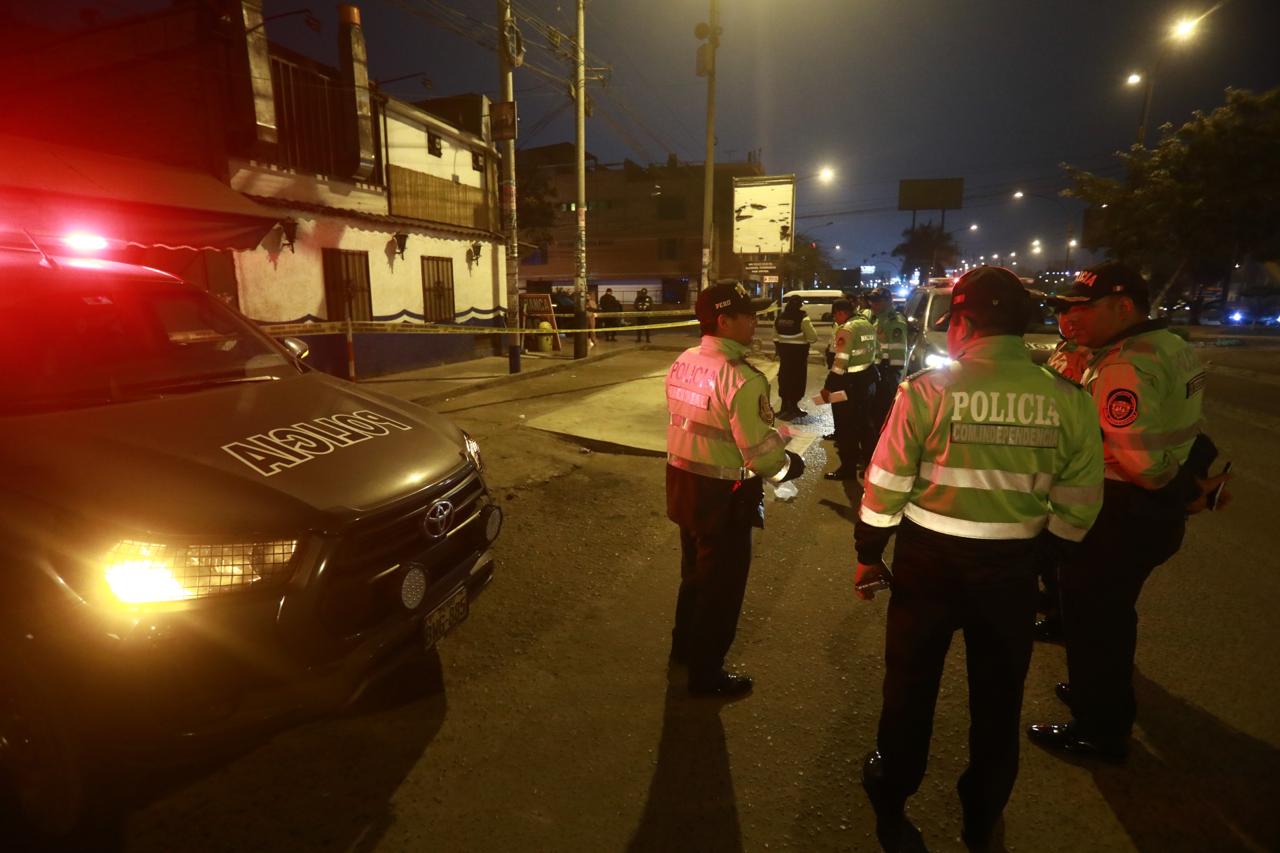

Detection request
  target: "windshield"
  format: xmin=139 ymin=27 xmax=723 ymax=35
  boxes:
xmin=1 ymin=277 xmax=301 ymax=414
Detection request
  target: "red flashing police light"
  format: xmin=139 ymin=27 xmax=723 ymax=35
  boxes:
xmin=64 ymin=232 xmax=110 ymax=253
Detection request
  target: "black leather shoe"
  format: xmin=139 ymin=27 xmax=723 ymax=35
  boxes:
xmin=1034 ymin=617 xmax=1063 ymax=643
xmin=1027 ymin=722 xmax=1127 ymax=762
xmin=688 ymin=671 xmax=753 ymax=698
xmin=1055 ymin=682 xmax=1072 ymax=708
xmin=823 ymin=468 xmax=858 ymax=481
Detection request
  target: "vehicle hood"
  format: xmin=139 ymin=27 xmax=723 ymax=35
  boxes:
xmin=0 ymin=372 xmax=469 ymax=537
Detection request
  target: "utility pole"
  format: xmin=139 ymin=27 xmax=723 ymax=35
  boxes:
xmin=498 ymin=0 xmax=521 ymax=373
xmin=697 ymin=0 xmax=720 ymax=295
xmin=572 ymin=0 xmax=588 ymax=359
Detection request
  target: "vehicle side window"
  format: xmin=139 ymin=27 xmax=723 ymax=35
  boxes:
xmin=904 ymin=292 xmax=926 ymax=322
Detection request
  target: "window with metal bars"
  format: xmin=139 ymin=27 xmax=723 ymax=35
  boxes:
xmin=421 ymin=257 xmax=456 ymax=323
xmin=321 ymin=249 xmax=373 ymax=321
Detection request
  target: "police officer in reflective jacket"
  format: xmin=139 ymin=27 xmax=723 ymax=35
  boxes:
xmin=821 ymin=299 xmax=878 ymax=480
xmin=774 ymin=295 xmax=819 ymax=419
xmin=867 ymin=288 xmax=909 ymax=427
xmin=852 ymin=267 xmax=1104 ymax=848
xmin=666 ymin=282 xmax=806 ymax=697
xmin=1029 ymin=263 xmax=1232 ymax=760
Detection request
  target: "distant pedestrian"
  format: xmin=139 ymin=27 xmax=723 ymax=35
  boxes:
xmin=600 ymin=287 xmax=622 ymax=341
xmin=855 ymin=267 xmax=1104 ymax=849
xmin=666 ymin=281 xmax=805 ymax=697
xmin=635 ymin=288 xmax=655 ymax=342
xmin=773 ymin=295 xmax=818 ymax=419
xmin=586 ymin=291 xmax=599 ymax=348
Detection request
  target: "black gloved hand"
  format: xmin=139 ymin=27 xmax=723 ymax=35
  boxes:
xmin=780 ymin=450 xmax=805 ymax=482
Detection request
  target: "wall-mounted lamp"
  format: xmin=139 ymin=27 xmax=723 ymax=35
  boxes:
xmin=467 ymin=241 xmax=483 ymax=263
xmin=279 ymin=219 xmax=299 ymax=253
xmin=393 ymin=232 xmax=409 ymax=258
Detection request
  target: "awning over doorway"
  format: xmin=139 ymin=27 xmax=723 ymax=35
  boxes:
xmin=0 ymin=133 xmax=280 ymax=251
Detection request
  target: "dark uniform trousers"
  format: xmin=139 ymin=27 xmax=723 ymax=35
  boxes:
xmin=774 ymin=342 xmax=810 ymax=410
xmin=668 ymin=468 xmax=764 ymax=682
xmin=875 ymin=365 xmax=901 ymax=428
xmin=1060 ymin=481 xmax=1185 ymax=741
xmin=830 ymin=369 xmax=878 ymax=470
xmin=877 ymin=520 xmax=1039 ymax=828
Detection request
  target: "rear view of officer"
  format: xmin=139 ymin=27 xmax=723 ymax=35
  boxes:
xmin=666 ymin=282 xmax=805 ymax=697
xmin=853 ymin=267 xmax=1103 ymax=849
xmin=773 ymin=294 xmax=819 ymax=419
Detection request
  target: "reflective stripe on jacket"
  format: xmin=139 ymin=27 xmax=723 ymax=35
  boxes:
xmin=829 ymin=316 xmax=877 ymax=376
xmin=666 ymin=335 xmax=789 ymax=481
xmin=1082 ymin=321 xmax=1204 ymax=489
xmin=858 ymin=335 xmax=1103 ymax=542
xmin=872 ymin=308 xmax=909 ymax=367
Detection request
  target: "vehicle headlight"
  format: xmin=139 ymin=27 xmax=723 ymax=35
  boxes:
xmin=462 ymin=431 xmax=484 ymax=472
xmin=102 ymin=539 xmax=298 ymax=605
xmin=925 ymin=352 xmax=955 ymax=369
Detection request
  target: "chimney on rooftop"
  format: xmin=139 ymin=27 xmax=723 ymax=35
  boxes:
xmin=338 ymin=4 xmax=376 ymax=181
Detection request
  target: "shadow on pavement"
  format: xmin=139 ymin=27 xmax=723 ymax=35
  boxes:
xmin=627 ymin=679 xmax=742 ymax=853
xmin=1089 ymin=671 xmax=1280 ymax=852
xmin=35 ymin=650 xmax=450 ymax=853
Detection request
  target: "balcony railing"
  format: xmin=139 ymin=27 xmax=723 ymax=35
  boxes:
xmin=268 ymin=52 xmax=382 ymax=184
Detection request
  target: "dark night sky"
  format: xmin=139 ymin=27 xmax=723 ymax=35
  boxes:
xmin=32 ymin=0 xmax=1280 ymax=274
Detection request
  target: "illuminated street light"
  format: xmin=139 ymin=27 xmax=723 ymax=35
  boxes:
xmin=1010 ymin=251 xmax=1017 ymax=258
xmin=818 ymin=165 xmax=835 ymax=184
xmin=969 ymin=223 xmax=979 ymax=232
xmin=1012 ymin=190 xmax=1025 ymax=199
xmin=1127 ymin=72 xmax=1143 ymax=86
xmin=1032 ymin=238 xmax=1042 ymax=246
xmin=1171 ymin=17 xmax=1198 ymax=40
xmin=834 ymin=244 xmax=841 ymax=251
xmin=1032 ymin=246 xmax=1042 ymax=255
xmin=992 ymin=253 xmax=1001 ymax=260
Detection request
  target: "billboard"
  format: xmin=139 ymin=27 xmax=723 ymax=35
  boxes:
xmin=732 ymin=175 xmax=796 ymax=255
xmin=898 ymin=178 xmax=964 ymax=211
xmin=860 ymin=265 xmax=877 ymax=275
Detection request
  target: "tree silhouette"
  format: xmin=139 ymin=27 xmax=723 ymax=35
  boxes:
xmin=891 ymin=222 xmax=959 ymax=278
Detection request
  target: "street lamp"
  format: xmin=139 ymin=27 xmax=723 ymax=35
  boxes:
xmin=1012 ymin=190 xmax=1025 ymax=199
xmin=1126 ymin=72 xmax=1143 ymax=86
xmin=1134 ymin=10 xmax=1212 ymax=146
xmin=969 ymin=223 xmax=979 ymax=232
xmin=818 ymin=165 xmax=835 ymax=184
xmin=695 ymin=2 xmax=721 ymax=293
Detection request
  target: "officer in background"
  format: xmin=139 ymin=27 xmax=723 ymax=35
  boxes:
xmin=666 ymin=281 xmax=806 ymax=698
xmin=867 ymin=288 xmax=909 ymax=427
xmin=773 ymin=294 xmax=819 ymax=419
xmin=1035 ymin=307 xmax=1092 ymax=641
xmin=820 ymin=299 xmax=878 ymax=480
xmin=853 ymin=267 xmax=1103 ymax=849
xmin=634 ymin=287 xmax=655 ymax=342
xmin=1029 ymin=263 xmax=1231 ymax=760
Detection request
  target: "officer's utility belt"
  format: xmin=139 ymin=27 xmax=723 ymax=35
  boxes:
xmin=774 ymin=334 xmax=810 ymax=345
xmin=667 ymin=453 xmax=754 ymax=482
xmin=833 ymin=362 xmax=874 ymax=375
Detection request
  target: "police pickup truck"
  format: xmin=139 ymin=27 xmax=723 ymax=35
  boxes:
xmin=0 ymin=244 xmax=501 ymax=835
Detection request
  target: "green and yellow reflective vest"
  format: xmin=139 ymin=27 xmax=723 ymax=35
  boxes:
xmin=872 ymin=306 xmax=909 ymax=367
xmin=829 ymin=315 xmax=877 ymax=377
xmin=666 ymin=335 xmax=790 ymax=482
xmin=858 ymin=335 xmax=1104 ymax=543
xmin=1081 ymin=319 xmax=1204 ymax=490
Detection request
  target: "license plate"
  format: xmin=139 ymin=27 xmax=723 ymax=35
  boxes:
xmin=423 ymin=586 xmax=469 ymax=649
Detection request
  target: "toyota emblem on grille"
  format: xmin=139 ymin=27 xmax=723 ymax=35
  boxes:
xmin=422 ymin=500 xmax=454 ymax=539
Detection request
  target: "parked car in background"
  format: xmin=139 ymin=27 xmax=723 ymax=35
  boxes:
xmin=901 ymin=280 xmax=1060 ymax=371
xmin=783 ymin=289 xmax=847 ymax=324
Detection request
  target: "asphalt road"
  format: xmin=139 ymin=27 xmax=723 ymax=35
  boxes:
xmin=90 ymin=344 xmax=1280 ymax=853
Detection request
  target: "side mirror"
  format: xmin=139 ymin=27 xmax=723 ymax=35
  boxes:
xmin=906 ymin=317 xmax=921 ymax=332
xmin=281 ymin=337 xmax=310 ymax=361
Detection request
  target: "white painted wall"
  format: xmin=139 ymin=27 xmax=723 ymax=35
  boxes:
xmin=385 ymin=113 xmax=484 ymax=189
xmin=235 ymin=211 xmax=506 ymax=325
